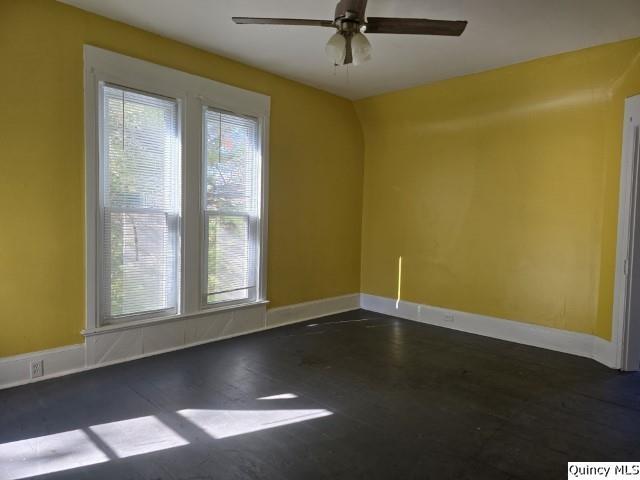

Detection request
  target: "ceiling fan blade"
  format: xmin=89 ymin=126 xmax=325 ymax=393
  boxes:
xmin=232 ymin=17 xmax=335 ymax=27
xmin=335 ymin=0 xmax=368 ymax=21
xmin=365 ymin=17 xmax=467 ymax=36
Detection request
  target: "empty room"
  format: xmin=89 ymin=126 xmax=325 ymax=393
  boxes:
xmin=1 ymin=1 xmax=640 ymax=478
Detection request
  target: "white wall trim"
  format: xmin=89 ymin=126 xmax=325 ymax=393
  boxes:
xmin=0 ymin=295 xmax=360 ymax=390
xmin=360 ymin=294 xmax=619 ymax=369
xmin=1 ymin=292 xmax=623 ymax=390
xmin=1 ymin=303 xmax=267 ymax=390
xmin=266 ymin=294 xmax=361 ymax=328
xmin=0 ymin=344 xmax=87 ymax=390
xmin=611 ymin=95 xmax=640 ymax=371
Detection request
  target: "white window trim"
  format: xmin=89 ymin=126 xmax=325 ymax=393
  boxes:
xmin=84 ymin=45 xmax=270 ymax=332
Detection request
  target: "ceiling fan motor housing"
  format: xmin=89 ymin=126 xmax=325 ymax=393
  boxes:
xmin=334 ymin=0 xmax=366 ymax=35
xmin=335 ymin=0 xmax=367 ymax=20
xmin=336 ymin=17 xmax=361 ymax=35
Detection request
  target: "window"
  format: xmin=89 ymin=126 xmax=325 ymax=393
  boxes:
xmin=85 ymin=46 xmax=269 ymax=330
xmin=100 ymin=85 xmax=181 ymax=323
xmin=203 ymin=109 xmax=259 ymax=305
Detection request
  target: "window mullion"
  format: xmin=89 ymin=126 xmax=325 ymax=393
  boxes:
xmin=181 ymin=94 xmax=204 ymax=315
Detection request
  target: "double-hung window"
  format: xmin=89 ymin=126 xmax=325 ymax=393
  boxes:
xmin=203 ymin=109 xmax=260 ymax=306
xmin=100 ymin=85 xmax=181 ymax=323
xmin=85 ymin=46 xmax=269 ymax=330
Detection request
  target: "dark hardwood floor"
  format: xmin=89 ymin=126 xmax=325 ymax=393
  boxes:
xmin=1 ymin=309 xmax=639 ymax=479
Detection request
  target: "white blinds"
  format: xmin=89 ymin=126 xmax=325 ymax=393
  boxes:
xmin=204 ymin=109 xmax=259 ymax=305
xmin=101 ymin=84 xmax=181 ymax=321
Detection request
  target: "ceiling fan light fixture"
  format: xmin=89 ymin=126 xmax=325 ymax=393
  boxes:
xmin=325 ymin=32 xmax=347 ymax=65
xmin=234 ymin=0 xmax=468 ymax=67
xmin=351 ymin=32 xmax=371 ymax=65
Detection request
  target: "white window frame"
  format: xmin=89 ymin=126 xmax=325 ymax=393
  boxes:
xmin=200 ymin=105 xmax=262 ymax=309
xmin=98 ymin=83 xmax=183 ymax=325
xmin=84 ymin=46 xmax=269 ymax=332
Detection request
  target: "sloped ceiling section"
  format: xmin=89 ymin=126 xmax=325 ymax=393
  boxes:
xmin=60 ymin=0 xmax=640 ymax=99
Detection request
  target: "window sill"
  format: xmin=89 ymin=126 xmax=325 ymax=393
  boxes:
xmin=82 ymin=300 xmax=269 ymax=337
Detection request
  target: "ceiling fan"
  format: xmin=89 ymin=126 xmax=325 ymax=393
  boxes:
xmin=232 ymin=0 xmax=467 ymax=66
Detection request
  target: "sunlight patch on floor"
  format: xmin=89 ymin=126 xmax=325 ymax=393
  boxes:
xmin=90 ymin=415 xmax=188 ymax=458
xmin=0 ymin=406 xmax=332 ymax=479
xmin=0 ymin=429 xmax=109 ymax=480
xmin=257 ymin=393 xmax=298 ymax=400
xmin=177 ymin=408 xmax=332 ymax=439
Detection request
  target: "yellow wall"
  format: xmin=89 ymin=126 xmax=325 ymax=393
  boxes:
xmin=2 ymin=0 xmax=638 ymax=358
xmin=0 ymin=1 xmax=363 ymax=356
xmin=356 ymin=37 xmax=640 ymax=339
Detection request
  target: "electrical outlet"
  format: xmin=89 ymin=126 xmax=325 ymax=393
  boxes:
xmin=30 ymin=359 xmax=44 ymax=378
xmin=443 ymin=314 xmax=454 ymax=323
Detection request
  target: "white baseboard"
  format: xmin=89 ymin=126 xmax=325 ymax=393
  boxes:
xmin=1 ymin=303 xmax=267 ymax=390
xmin=266 ymin=293 xmax=361 ymax=328
xmin=0 ymin=295 xmax=362 ymax=390
xmin=360 ymin=294 xmax=619 ymax=369
xmin=592 ymin=336 xmax=619 ymax=368
xmin=0 ymin=292 xmax=621 ymax=390
xmin=0 ymin=344 xmax=86 ymax=390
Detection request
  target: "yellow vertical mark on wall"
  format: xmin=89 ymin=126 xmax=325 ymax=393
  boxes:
xmin=396 ymin=256 xmax=403 ymax=309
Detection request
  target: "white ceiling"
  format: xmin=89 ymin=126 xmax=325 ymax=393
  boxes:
xmin=59 ymin=0 xmax=640 ymax=100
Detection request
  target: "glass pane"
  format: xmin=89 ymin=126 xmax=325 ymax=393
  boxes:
xmin=204 ymin=110 xmax=257 ymax=213
xmin=106 ymin=212 xmax=178 ymax=316
xmin=206 ymin=215 xmax=253 ymax=303
xmin=102 ymin=85 xmax=180 ymax=320
xmin=104 ymin=87 xmax=180 ymax=212
xmin=204 ymin=107 xmax=259 ymax=306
